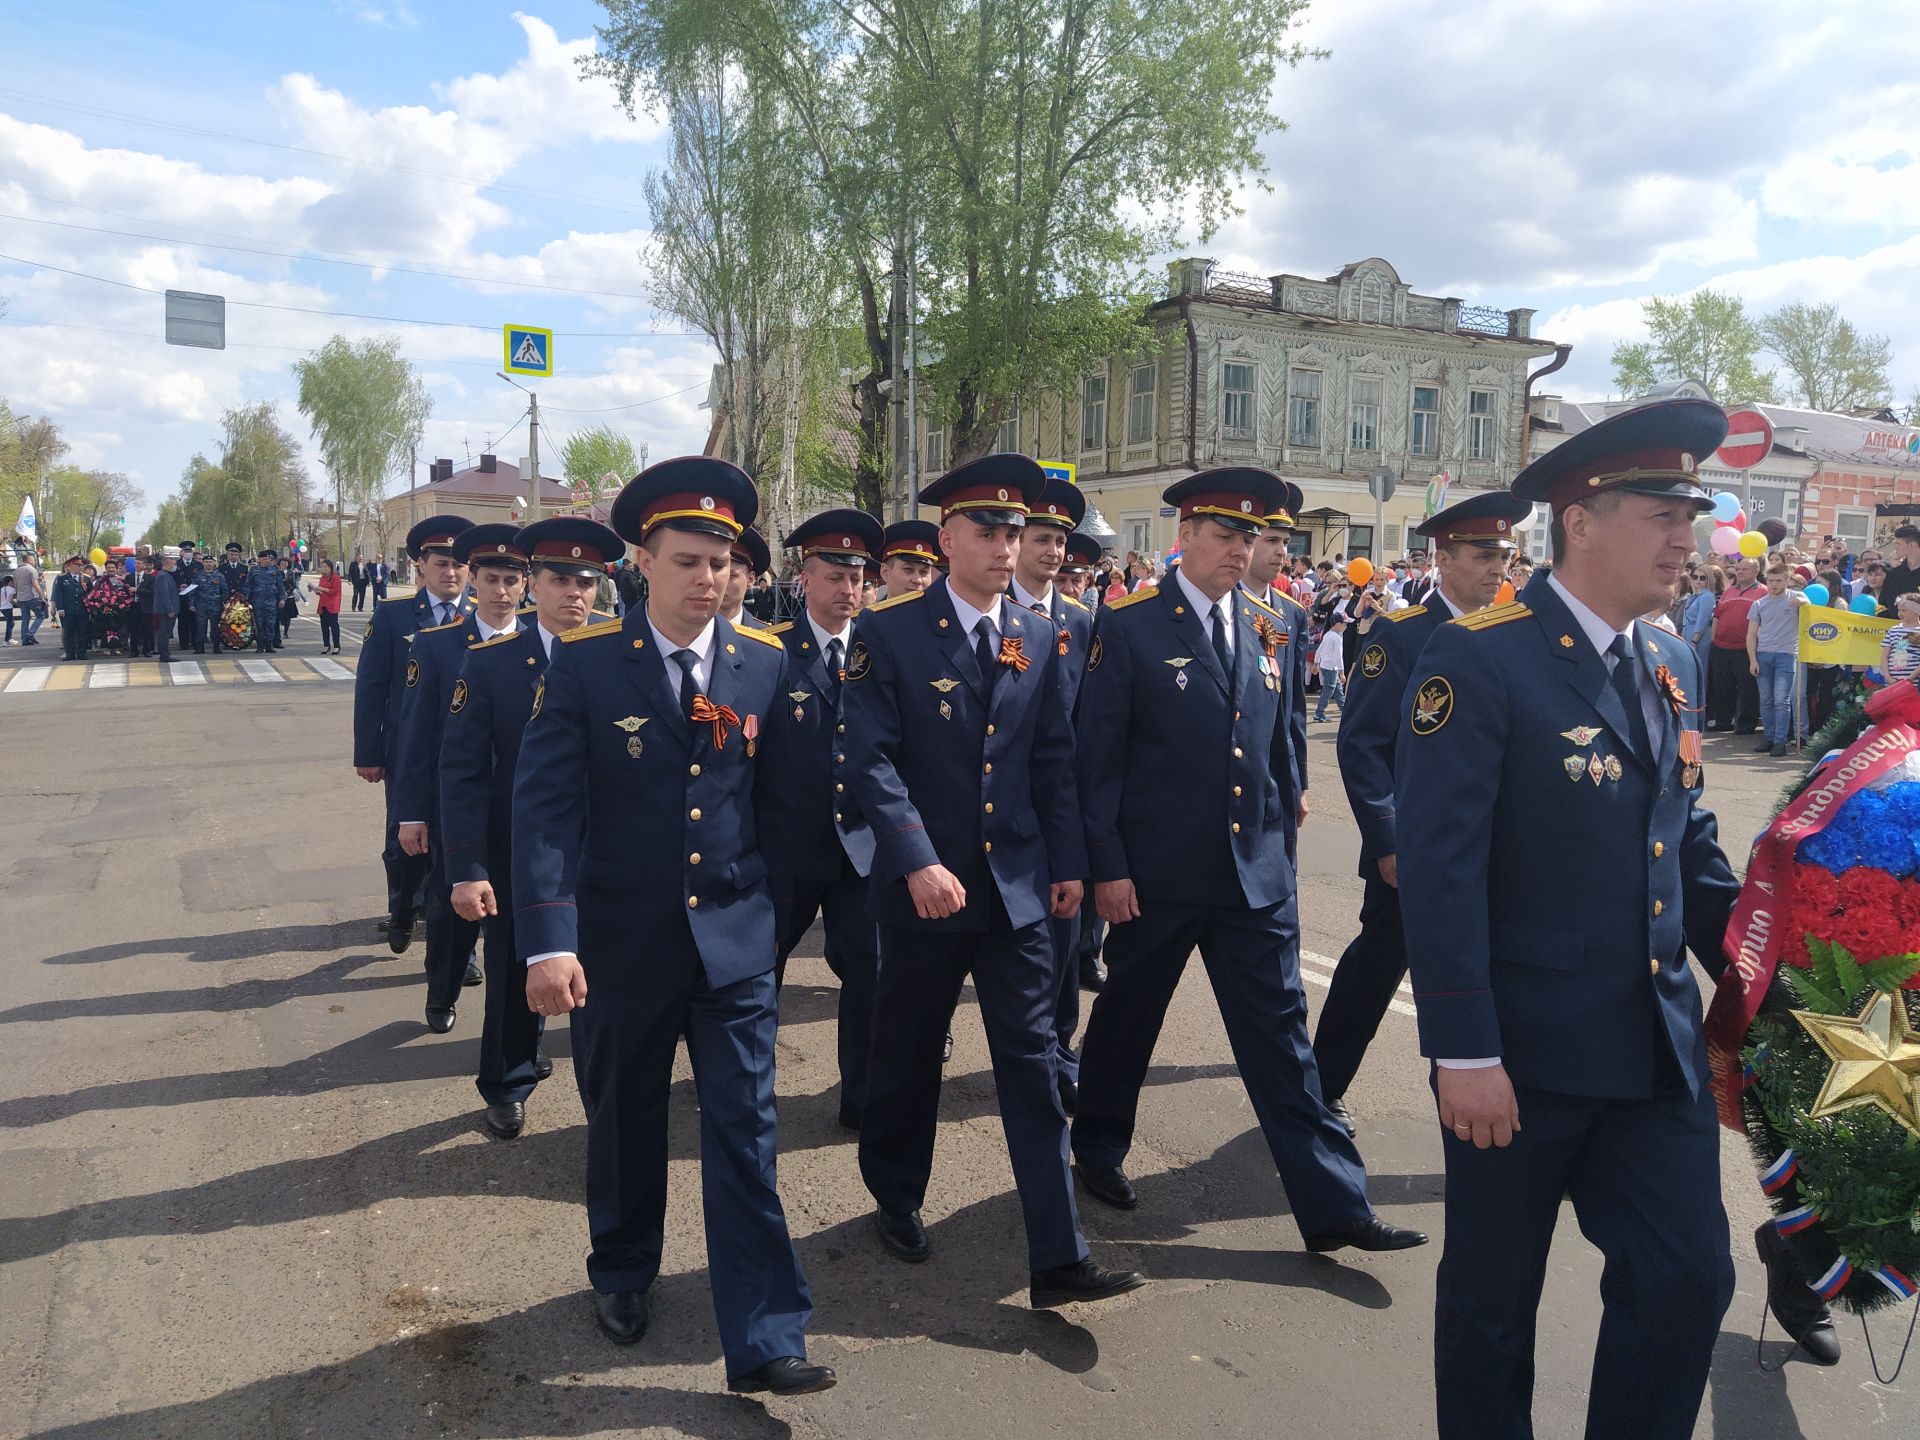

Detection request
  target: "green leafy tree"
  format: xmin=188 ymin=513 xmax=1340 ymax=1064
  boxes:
xmin=1758 ymin=303 xmax=1893 ymax=412
xmin=139 ymin=498 xmax=189 ymax=551
xmin=559 ymin=424 xmax=643 ymax=500
xmin=292 ymin=335 xmax=431 ymax=564
xmin=42 ymin=466 xmax=141 ymax=556
xmin=1 ymin=398 xmax=69 ymax=556
xmin=1610 ymin=290 xmax=1778 ymax=403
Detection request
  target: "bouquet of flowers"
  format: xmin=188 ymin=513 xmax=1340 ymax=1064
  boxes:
xmin=220 ymin=598 xmax=254 ymax=650
xmin=1707 ymin=680 xmax=1920 ymax=1322
xmin=83 ymin=579 xmax=134 ymax=650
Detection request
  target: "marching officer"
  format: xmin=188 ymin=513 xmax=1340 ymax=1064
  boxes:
xmin=1317 ymin=490 xmax=1530 ymax=1134
xmin=352 ymin=516 xmax=475 ymax=952
xmin=877 ymin=519 xmax=941 ymax=599
xmin=722 ymin=526 xmax=771 ymax=631
xmin=1009 ymin=475 xmax=1094 ymax=1114
xmin=763 ymin=508 xmax=885 ymax=1130
xmin=394 ymin=523 xmax=526 ymax=1032
xmin=195 ymin=562 xmax=228 ymax=654
xmin=512 ymin=458 xmax=830 ymax=1396
xmin=1395 ymin=399 xmax=1743 ymax=1439
xmin=1070 ymin=466 xmax=1425 ymax=1260
xmin=1240 ymin=487 xmax=1312 ymax=865
xmin=441 ymin=516 xmax=622 ymax=1138
xmin=244 ymin=549 xmax=284 ymax=654
xmin=1059 ymin=527 xmax=1111 ymax=995
xmin=838 ymin=453 xmax=1143 ymax=1308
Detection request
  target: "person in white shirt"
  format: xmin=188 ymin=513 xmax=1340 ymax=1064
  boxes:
xmin=1313 ymin=615 xmax=1348 ymax=720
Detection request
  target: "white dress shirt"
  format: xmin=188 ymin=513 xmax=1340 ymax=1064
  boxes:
xmin=806 ymin=612 xmax=853 ymax=661
xmin=947 ymin=587 xmax=1005 ymax=647
xmin=651 ymin=614 xmax=717 ymax=699
xmin=535 ymin=622 xmax=559 ymax=659
xmin=1010 ymin=577 xmax=1055 ymax=615
xmin=1174 ymin=566 xmax=1234 ymax=658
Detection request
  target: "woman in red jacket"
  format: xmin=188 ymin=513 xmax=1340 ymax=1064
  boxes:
xmin=315 ymin=559 xmax=343 ymax=653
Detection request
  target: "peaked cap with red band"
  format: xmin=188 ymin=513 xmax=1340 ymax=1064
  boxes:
xmin=786 ymin=507 xmax=884 ymax=568
xmin=452 ymin=522 xmax=530 ymax=569
xmin=1414 ymin=490 xmax=1533 ymax=549
xmin=1025 ymin=475 xmax=1087 ymax=531
xmin=514 ymin=517 xmax=623 ymax=577
xmin=1510 ymin=397 xmax=1725 ymax=512
xmin=731 ymin=526 xmax=770 ymax=576
xmin=1163 ymin=465 xmax=1291 ymax=536
xmin=610 ymin=456 xmax=759 ymax=544
xmin=882 ymin=519 xmax=942 ymax=565
xmin=918 ymin=452 xmax=1045 ymax=527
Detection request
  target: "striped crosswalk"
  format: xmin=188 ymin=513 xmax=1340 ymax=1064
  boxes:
xmin=2 ymin=654 xmax=359 ymax=698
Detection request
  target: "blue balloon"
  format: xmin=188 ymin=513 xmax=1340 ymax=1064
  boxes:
xmin=1850 ymin=593 xmax=1880 ymax=615
xmin=1710 ymin=492 xmax=1742 ymax=523
xmin=1803 ymin=583 xmax=1829 ymax=607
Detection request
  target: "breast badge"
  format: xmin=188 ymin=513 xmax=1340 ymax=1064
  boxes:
xmin=627 ymin=735 xmax=645 ymax=758
xmin=613 ymin=716 xmax=648 ymax=732
xmin=1603 ymin=755 xmax=1623 ymax=782
xmin=930 ymin=677 xmax=961 ymax=693
xmin=1360 ymin=644 xmax=1387 ymax=679
xmin=1587 ymin=752 xmax=1607 ymax=785
xmin=1561 ymin=726 xmax=1601 ymax=745
xmin=1410 ymin=677 xmax=1453 ymax=736
xmin=939 ymin=700 xmax=952 ymax=720
xmin=1563 ymin=754 xmax=1586 ymax=782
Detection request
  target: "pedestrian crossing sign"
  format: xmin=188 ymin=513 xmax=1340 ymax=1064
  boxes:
xmin=503 ymin=324 xmax=553 ymax=377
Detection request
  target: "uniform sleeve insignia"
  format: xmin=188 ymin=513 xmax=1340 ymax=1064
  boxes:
xmin=733 ymin=624 xmax=784 ymax=650
xmin=449 ymin=678 xmax=468 ymax=714
xmin=1385 ymin=605 xmax=1428 ymax=623
xmin=845 ymin=639 xmax=872 ymax=681
xmin=871 ymin=589 xmax=925 ymax=612
xmin=1410 ymin=677 xmax=1454 ymax=736
xmin=405 ymin=657 xmax=420 ymax=688
xmin=530 ymin=675 xmax=545 ymax=720
xmin=1360 ymin=643 xmax=1388 ymax=678
xmin=1087 ymin=636 xmax=1103 ymax=671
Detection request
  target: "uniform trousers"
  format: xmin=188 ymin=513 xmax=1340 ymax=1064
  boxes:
xmin=1310 ymin=872 xmax=1406 ymax=1102
xmin=476 ymin=894 xmax=544 ymax=1107
xmin=1434 ymin=1078 xmax=1732 ymax=1440
xmin=58 ymin=609 xmax=88 ymax=660
xmin=422 ymin=836 xmax=480 ymax=1011
xmin=860 ymin=907 xmax=1088 ymax=1272
xmin=1072 ymin=896 xmax=1371 ymax=1237
xmin=774 ymin=870 xmax=879 ymax=1115
xmin=1047 ymin=911 xmax=1082 ymax=1085
xmin=570 ymin=928 xmax=811 ymax=1377
xmin=382 ymin=776 xmax=428 ymax=926
xmin=178 ymin=604 xmax=197 ymax=652
xmin=251 ymin=601 xmax=277 ymax=651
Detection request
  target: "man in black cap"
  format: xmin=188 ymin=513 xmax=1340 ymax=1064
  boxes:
xmin=722 ymin=526 xmax=771 ymax=631
xmin=839 ymin=453 xmax=1142 ymax=1307
xmin=1318 ymin=489 xmax=1531 ymax=1135
xmin=1240 ymin=485 xmax=1313 ymax=867
xmin=1397 ymin=398 xmax=1746 ymax=1437
xmin=174 ymin=541 xmax=204 ymax=654
xmin=877 ymin=520 xmax=941 ymax=600
xmin=352 ymin=516 xmax=475 ymax=950
xmin=764 ymin=508 xmax=886 ymax=1129
xmin=239 ymin=549 xmax=279 ymax=655
xmin=1055 ymin=532 xmax=1102 ymax=606
xmin=217 ymin=544 xmax=249 ymax=614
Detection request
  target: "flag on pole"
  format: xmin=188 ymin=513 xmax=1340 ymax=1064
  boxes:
xmin=15 ymin=494 xmax=36 ymax=544
xmin=1423 ymin=469 xmax=1451 ymax=519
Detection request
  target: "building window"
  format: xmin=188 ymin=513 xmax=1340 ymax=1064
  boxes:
xmin=1287 ymin=368 xmax=1321 ymax=448
xmin=1410 ymin=385 xmax=1440 ymax=457
xmin=1348 ymin=524 xmax=1374 ymax=562
xmin=1834 ymin=507 xmax=1873 ymax=551
xmin=995 ymin=409 xmax=1020 ymax=454
xmin=1350 ymin=376 xmax=1381 ymax=451
xmin=1127 ymin=363 xmax=1156 ymax=445
xmin=1222 ymin=361 xmax=1257 ymax=440
xmin=1080 ymin=374 xmax=1107 ymax=455
xmin=924 ymin=420 xmax=945 ymax=472
xmin=1124 ymin=517 xmax=1152 ymax=559
xmin=1467 ymin=389 xmax=1495 ymax=460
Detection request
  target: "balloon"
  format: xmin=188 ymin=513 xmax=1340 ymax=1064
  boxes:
xmin=1710 ymin=492 xmax=1741 ymax=523
xmin=1709 ymin=526 xmax=1741 ymax=556
xmin=1803 ymin=583 xmax=1829 ymax=607
xmin=1851 ymin=594 xmax=1880 ymax=615
xmin=1494 ymin=580 xmax=1516 ymax=606
xmin=1737 ymin=531 xmax=1768 ymax=558
xmin=1759 ymin=518 xmax=1789 ymax=546
xmin=1347 ymin=558 xmax=1374 ymax=585
xmin=88 ymin=546 xmax=107 ymax=566
xmin=1731 ymin=510 xmax=1746 ymax=531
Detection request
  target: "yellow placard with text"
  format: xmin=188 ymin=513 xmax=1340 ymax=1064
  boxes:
xmin=1797 ymin=605 xmax=1893 ymax=665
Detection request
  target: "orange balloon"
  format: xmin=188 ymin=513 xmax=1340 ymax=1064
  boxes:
xmin=1494 ymin=580 xmax=1516 ymax=605
xmin=1347 ymin=557 xmax=1374 ymax=585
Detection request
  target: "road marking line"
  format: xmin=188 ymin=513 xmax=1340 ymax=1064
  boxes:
xmin=238 ymin=659 xmax=283 ymax=683
xmin=271 ymin=658 xmax=318 ymax=681
xmin=126 ymin=663 xmax=163 ymax=686
xmin=304 ymin=656 xmax=352 ymax=680
xmin=202 ymin=659 xmax=244 ymax=683
xmin=1301 ymin=948 xmax=1415 ymax=998
xmin=1299 ymin=950 xmax=1418 ymax=1018
xmin=170 ymin=661 xmax=207 ymax=685
xmin=88 ymin=663 xmax=127 ymax=689
xmin=5 ymin=667 xmax=50 ymax=693
xmin=45 ymin=664 xmax=86 ymax=690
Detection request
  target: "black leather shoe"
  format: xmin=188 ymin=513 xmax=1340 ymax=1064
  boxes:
xmin=387 ymin=923 xmax=413 ymax=955
xmin=462 ymin=957 xmax=482 ymax=987
xmin=837 ymin=1100 xmax=861 ymax=1133
xmin=484 ymin=1102 xmax=525 ymax=1139
xmin=728 ymin=1356 xmax=837 ymax=1396
xmin=1080 ymin=958 xmax=1107 ymax=992
xmin=593 ymin=1289 xmax=649 ymax=1345
xmin=873 ymin=1208 xmax=930 ymax=1263
xmin=1075 ymin=1161 xmax=1137 ymax=1211
xmin=1057 ymin=1076 xmax=1079 ymax=1117
xmin=424 ymin=1005 xmax=456 ymax=1034
xmin=376 ymin=917 xmax=393 ymax=933
xmin=1327 ymin=1096 xmax=1357 ymax=1136
xmin=941 ymin=1031 xmax=954 ymax=1064
xmin=532 ymin=1049 xmax=553 ymax=1081
xmin=1305 ymin=1214 xmax=1428 ymax=1253
xmin=1755 ymin=1221 xmax=1842 ymax=1365
xmin=1030 ymin=1259 xmax=1147 ymax=1308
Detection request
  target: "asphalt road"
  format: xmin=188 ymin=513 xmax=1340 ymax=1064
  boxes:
xmin=0 ymin=606 xmax=1905 ymax=1438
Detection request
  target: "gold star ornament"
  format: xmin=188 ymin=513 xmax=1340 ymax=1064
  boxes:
xmin=1792 ymin=991 xmax=1920 ymax=1138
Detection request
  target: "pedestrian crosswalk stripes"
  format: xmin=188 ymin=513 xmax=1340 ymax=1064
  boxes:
xmin=1 ymin=654 xmax=360 ymax=697
xmin=240 ymin=658 xmax=284 ymax=683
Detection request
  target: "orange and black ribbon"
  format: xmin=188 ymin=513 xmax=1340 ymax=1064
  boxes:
xmin=1653 ymin=664 xmax=1699 ymax=717
xmin=690 ymin=693 xmax=740 ymax=748
xmin=998 ymin=636 xmax=1030 ymax=673
xmin=1252 ymin=612 xmax=1284 ymax=658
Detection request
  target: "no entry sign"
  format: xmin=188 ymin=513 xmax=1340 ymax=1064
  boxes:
xmin=1716 ymin=406 xmax=1774 ymax=470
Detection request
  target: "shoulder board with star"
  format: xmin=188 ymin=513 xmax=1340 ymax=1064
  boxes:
xmin=870 ymin=589 xmax=924 ymax=612
xmin=418 ymin=617 xmax=468 ymax=636
xmin=560 ymin=618 xmax=624 ymax=644
xmin=733 ymin=624 xmax=784 ymax=650
xmin=769 ymin=620 xmax=795 ymax=635
xmin=1271 ymin=588 xmax=1307 ymax=614
xmin=1243 ymin=591 xmax=1284 ymax=623
xmin=470 ymin=630 xmax=521 ymax=650
xmin=1105 ymin=586 xmax=1158 ymax=612
xmin=1386 ymin=605 xmax=1429 ymax=623
xmin=1449 ymin=602 xmax=1531 ymax=631
xmin=1062 ymin=593 xmax=1089 ymax=612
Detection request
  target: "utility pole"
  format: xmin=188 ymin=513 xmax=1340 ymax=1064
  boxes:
xmin=528 ymin=391 xmax=543 ymax=523
xmin=905 ymin=214 xmax=920 ymax=516
xmin=887 ymin=244 xmax=907 ymax=523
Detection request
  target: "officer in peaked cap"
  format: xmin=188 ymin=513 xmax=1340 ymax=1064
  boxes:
xmin=245 ymin=549 xmax=285 ymax=655
xmin=1238 ymin=478 xmax=1312 ymax=867
xmin=394 ymin=523 xmax=527 ymax=1033
xmin=1071 ymin=464 xmax=1424 ymax=1261
xmin=217 ymin=542 xmax=250 ymax=606
xmin=724 ymin=525 xmax=772 ymax=631
xmin=1395 ymin=398 xmax=1746 ymax=1437
xmin=1318 ymin=488 xmax=1531 ymax=1135
xmin=878 ymin=520 xmax=942 ymax=600
xmin=762 ymin=508 xmax=885 ymax=1129
xmin=512 ymin=457 xmax=831 ymax=1395
xmin=1054 ymin=532 xmax=1103 ymax=605
xmin=442 ymin=515 xmax=621 ymax=1139
xmin=353 ymin=514 xmax=476 ymax=950
xmin=838 ymin=452 xmax=1144 ymax=1307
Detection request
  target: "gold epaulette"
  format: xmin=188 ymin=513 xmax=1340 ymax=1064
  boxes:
xmin=1272 ymin=588 xmax=1307 ymax=613
xmin=733 ymin=623 xmax=783 ymax=649
xmin=1386 ymin=605 xmax=1429 ymax=623
xmin=1450 ymin=602 xmax=1530 ymax=631
xmin=1105 ymin=586 xmax=1157 ymax=612
xmin=1243 ymin=591 xmax=1284 ymax=623
xmin=770 ymin=621 xmax=795 ymax=635
xmin=470 ymin=629 xmax=520 ymax=649
xmin=418 ymin=617 xmax=467 ymax=635
xmin=1062 ymin=593 xmax=1089 ymax=612
xmin=560 ymin=618 xmax=623 ymax=644
xmin=871 ymin=589 xmax=924 ymax=612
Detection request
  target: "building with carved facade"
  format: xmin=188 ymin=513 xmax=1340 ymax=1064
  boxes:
xmin=914 ymin=256 xmax=1560 ymax=563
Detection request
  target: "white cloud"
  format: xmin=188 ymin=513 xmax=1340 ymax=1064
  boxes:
xmin=441 ymin=13 xmax=660 ymax=145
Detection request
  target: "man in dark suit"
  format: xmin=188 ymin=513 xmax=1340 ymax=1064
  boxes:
xmin=763 ymin=508 xmax=884 ymax=1130
xmin=1069 ymin=467 xmax=1423 ymax=1261
xmin=1317 ymin=491 xmax=1531 ymax=1134
xmin=840 ymin=454 xmax=1142 ymax=1308
xmin=352 ymin=516 xmax=475 ymax=950
xmin=1397 ymin=398 xmax=1744 ymax=1440
xmin=394 ymin=523 xmax=525 ymax=1031
xmin=877 ymin=519 xmax=940 ymax=601
xmin=1239 ymin=489 xmax=1312 ymax=868
xmin=721 ymin=526 xmax=771 ymax=632
xmin=511 ymin=460 xmax=832 ymax=1397
xmin=443 ymin=516 xmax=621 ymax=1138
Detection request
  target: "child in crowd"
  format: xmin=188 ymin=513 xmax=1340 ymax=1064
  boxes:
xmin=1313 ymin=614 xmax=1348 ymax=722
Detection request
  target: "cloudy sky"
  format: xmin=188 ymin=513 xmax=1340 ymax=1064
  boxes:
xmin=2 ymin=0 xmax=1915 ymax=537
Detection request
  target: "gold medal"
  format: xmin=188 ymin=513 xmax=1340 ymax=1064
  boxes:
xmin=1682 ymin=763 xmax=1701 ymax=788
xmin=1604 ymin=755 xmax=1623 ymax=782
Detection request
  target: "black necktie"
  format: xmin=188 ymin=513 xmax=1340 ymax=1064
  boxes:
xmin=825 ymin=637 xmax=844 ymax=702
xmin=1607 ymin=635 xmax=1653 ymax=760
xmin=1210 ymin=604 xmax=1232 ymax=677
xmin=672 ymin=648 xmax=701 ymax=726
xmin=974 ymin=617 xmax=999 ymax=693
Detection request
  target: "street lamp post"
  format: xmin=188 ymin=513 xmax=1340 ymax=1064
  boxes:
xmin=497 ymin=373 xmax=543 ymax=523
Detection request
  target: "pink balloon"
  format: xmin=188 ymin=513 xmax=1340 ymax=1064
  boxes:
xmin=1709 ymin=525 xmax=1741 ymax=556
